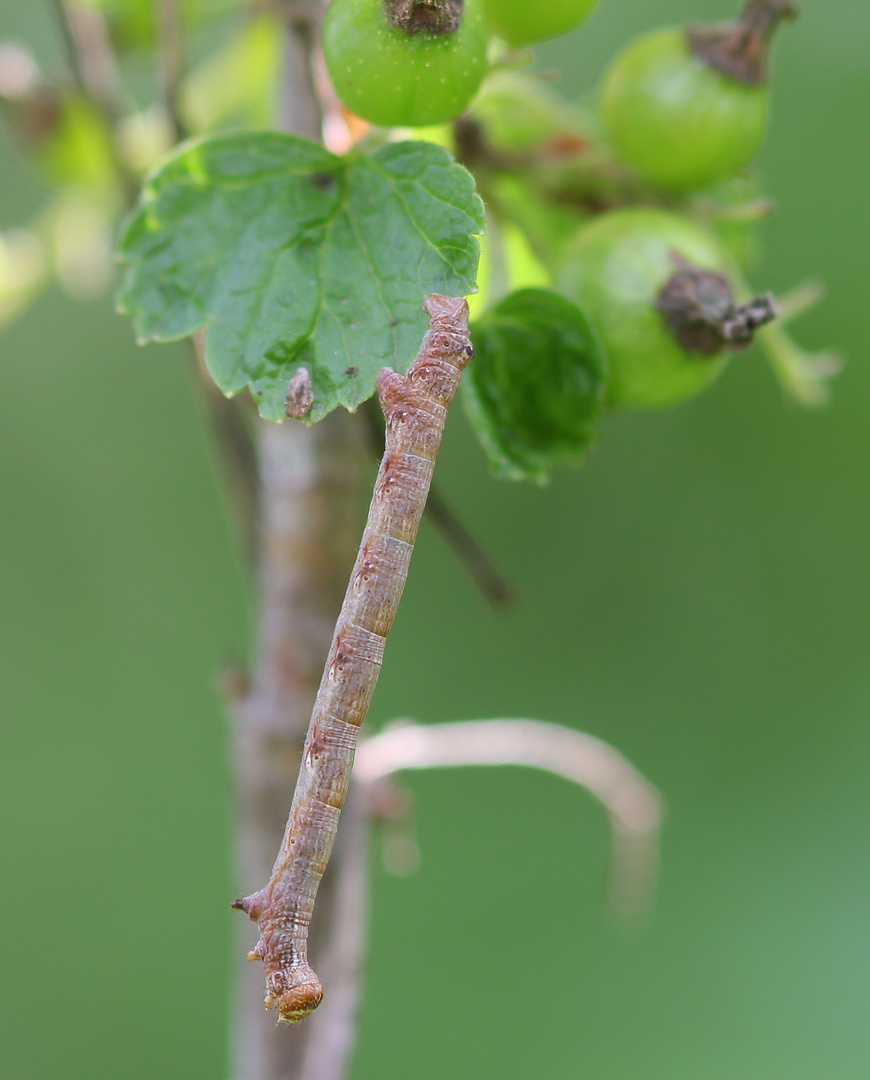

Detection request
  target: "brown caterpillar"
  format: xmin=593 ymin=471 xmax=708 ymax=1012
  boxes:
xmin=234 ymin=295 xmax=474 ymax=1022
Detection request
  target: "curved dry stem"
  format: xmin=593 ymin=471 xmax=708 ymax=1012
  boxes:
xmin=355 ymin=718 xmax=663 ymax=917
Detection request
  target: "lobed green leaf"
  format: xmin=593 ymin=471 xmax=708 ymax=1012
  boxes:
xmin=464 ymin=288 xmax=607 ymax=483
xmin=116 ymin=132 xmax=483 ymax=422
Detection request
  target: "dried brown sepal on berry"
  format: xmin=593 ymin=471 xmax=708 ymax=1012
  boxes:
xmin=687 ymin=0 xmax=799 ymax=85
xmin=657 ymin=257 xmax=778 ymax=356
xmin=385 ymin=0 xmax=464 ymax=35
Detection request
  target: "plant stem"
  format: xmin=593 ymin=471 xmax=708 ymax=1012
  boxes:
xmin=278 ymin=1 xmax=324 ymax=140
xmin=51 ymin=0 xmax=121 ymax=113
xmin=234 ymin=296 xmax=474 ymax=1023
xmin=231 ymin=414 xmax=367 ymax=1078
xmin=230 ymin=2 xmax=371 ymax=1077
xmin=49 ymin=0 xmax=139 ymax=204
xmin=154 ymin=0 xmax=186 ymax=143
xmin=355 ymin=718 xmax=662 ymax=918
xmin=423 ymin=485 xmax=514 ymax=608
xmin=298 ymin=784 xmax=371 ymax=1080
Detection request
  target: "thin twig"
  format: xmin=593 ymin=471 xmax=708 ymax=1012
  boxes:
xmin=49 ymin=0 xmax=138 ymax=203
xmin=234 ymin=295 xmax=475 ymax=1023
xmin=774 ymin=279 xmax=825 ymax=324
xmin=277 ymin=0 xmax=324 ymax=139
xmin=362 ymin=400 xmax=513 ymax=609
xmin=51 ymin=0 xmax=121 ymax=111
xmin=355 ymin=718 xmax=663 ymax=917
xmin=154 ymin=0 xmax=186 ymax=143
xmin=424 ymin=486 xmax=514 ymax=608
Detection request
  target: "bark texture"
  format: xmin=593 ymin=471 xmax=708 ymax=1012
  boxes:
xmin=230 ymin=4 xmax=371 ymax=1076
xmin=232 ymin=414 xmax=366 ymax=1079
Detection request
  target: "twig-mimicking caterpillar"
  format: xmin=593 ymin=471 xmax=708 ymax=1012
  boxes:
xmin=234 ymin=295 xmax=474 ymax=1022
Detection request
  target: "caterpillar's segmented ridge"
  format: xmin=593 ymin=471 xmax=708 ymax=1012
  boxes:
xmin=236 ymin=295 xmax=473 ymax=1023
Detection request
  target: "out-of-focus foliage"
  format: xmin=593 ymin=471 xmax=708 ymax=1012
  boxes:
xmin=178 ymin=14 xmax=279 ymax=134
xmin=94 ymin=0 xmax=238 ymax=52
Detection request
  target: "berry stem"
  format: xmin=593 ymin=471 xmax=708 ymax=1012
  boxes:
xmin=657 ymin=259 xmax=778 ymax=356
xmin=384 ymin=0 xmax=464 ymax=36
xmin=758 ymin=320 xmax=841 ymax=407
xmin=687 ymin=0 xmax=799 ymax=85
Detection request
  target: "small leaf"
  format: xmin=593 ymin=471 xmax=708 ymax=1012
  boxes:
xmin=117 ymin=133 xmax=483 ymax=422
xmin=464 ymin=288 xmax=607 ymax=483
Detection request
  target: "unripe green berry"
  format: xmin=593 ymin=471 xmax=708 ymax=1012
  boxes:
xmin=557 ymin=208 xmax=777 ymax=409
xmin=601 ymin=28 xmax=768 ymax=192
xmin=323 ymin=0 xmax=489 ymax=128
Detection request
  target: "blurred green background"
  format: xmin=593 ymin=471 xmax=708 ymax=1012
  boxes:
xmin=2 ymin=1 xmax=869 ymax=1077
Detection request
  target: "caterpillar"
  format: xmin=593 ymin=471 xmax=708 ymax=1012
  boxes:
xmin=234 ymin=295 xmax=474 ymax=1023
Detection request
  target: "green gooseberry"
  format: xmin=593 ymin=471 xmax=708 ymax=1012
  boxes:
xmin=600 ymin=0 xmax=797 ymax=192
xmin=323 ymin=0 xmax=490 ymax=128
xmin=556 ymin=208 xmax=777 ymax=409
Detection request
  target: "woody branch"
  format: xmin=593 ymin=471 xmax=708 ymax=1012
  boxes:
xmin=229 ymin=2 xmax=370 ymax=1079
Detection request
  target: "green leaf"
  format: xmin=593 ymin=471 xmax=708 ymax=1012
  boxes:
xmin=464 ymin=288 xmax=607 ymax=483
xmin=116 ymin=133 xmax=483 ymax=422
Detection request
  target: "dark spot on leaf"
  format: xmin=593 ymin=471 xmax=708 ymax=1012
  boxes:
xmin=311 ymin=172 xmax=336 ymax=191
xmin=345 ymin=366 xmax=358 ymax=376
